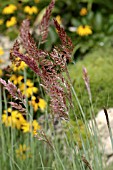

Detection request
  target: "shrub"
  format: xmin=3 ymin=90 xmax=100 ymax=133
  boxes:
xmin=68 ymin=46 xmax=113 ymax=119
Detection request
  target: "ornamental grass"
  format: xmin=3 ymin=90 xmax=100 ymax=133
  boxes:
xmin=0 ymin=1 xmax=113 ymax=170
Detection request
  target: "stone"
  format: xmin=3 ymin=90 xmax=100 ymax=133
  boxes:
xmin=0 ymin=35 xmax=14 ymax=69
xmin=93 ymin=108 xmax=113 ymax=166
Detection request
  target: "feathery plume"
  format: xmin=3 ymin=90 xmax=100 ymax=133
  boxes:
xmin=83 ymin=67 xmax=92 ymax=102
xmin=0 ymin=78 xmax=25 ymax=101
xmin=0 ymin=78 xmax=26 ymax=114
xmin=11 ymin=38 xmax=71 ymax=120
xmin=54 ymin=19 xmax=74 ymax=60
xmin=38 ymin=0 xmax=55 ymax=43
xmin=9 ymin=102 xmax=26 ymax=113
xmin=10 ymin=0 xmax=72 ymax=120
xmin=11 ymin=41 xmax=42 ymax=76
xmin=20 ymin=19 xmax=42 ymax=59
xmin=0 ymin=78 xmax=26 ymax=105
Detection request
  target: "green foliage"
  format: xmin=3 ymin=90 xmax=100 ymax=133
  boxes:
xmin=105 ymin=163 xmax=113 ymax=170
xmin=1 ymin=0 xmax=113 ymax=57
xmin=63 ymin=119 xmax=91 ymax=149
xmin=68 ymin=46 xmax=113 ymax=118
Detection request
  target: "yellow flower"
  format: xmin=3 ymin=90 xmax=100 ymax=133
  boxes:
xmin=2 ymin=108 xmax=12 ymax=127
xmin=38 ymin=98 xmax=46 ymax=111
xmin=0 ymin=19 xmax=4 ymax=25
xmin=16 ymin=113 xmax=26 ymax=130
xmin=6 ymin=17 xmax=17 ymax=27
xmin=32 ymin=120 xmax=40 ymax=130
xmin=32 ymin=6 xmax=38 ymax=14
xmin=22 ymin=87 xmax=37 ymax=97
xmin=19 ymin=80 xmax=38 ymax=97
xmin=9 ymin=75 xmax=24 ymax=85
xmin=2 ymin=108 xmax=26 ymax=129
xmin=4 ymin=108 xmax=12 ymax=114
xmin=34 ymin=0 xmax=40 ymax=3
xmin=76 ymin=25 xmax=92 ymax=36
xmin=12 ymin=60 xmax=27 ymax=72
xmin=80 ymin=8 xmax=87 ymax=16
xmin=24 ymin=6 xmax=30 ymax=14
xmin=0 ymin=47 xmax=4 ymax=55
xmin=16 ymin=144 xmax=30 ymax=160
xmin=24 ymin=6 xmax=38 ymax=15
xmin=2 ymin=4 xmax=17 ymax=14
xmin=56 ymin=15 xmax=62 ymax=25
xmin=0 ymin=69 xmax=3 ymax=77
xmin=0 ymin=59 xmax=3 ymax=64
xmin=11 ymin=58 xmax=27 ymax=72
xmin=21 ymin=122 xmax=30 ymax=133
xmin=2 ymin=109 xmax=18 ymax=128
xmin=26 ymin=79 xmax=34 ymax=87
xmin=30 ymin=96 xmax=39 ymax=112
xmin=33 ymin=129 xmax=38 ymax=136
xmin=30 ymin=96 xmax=46 ymax=112
xmin=21 ymin=120 xmax=40 ymax=133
